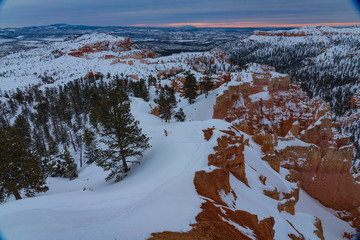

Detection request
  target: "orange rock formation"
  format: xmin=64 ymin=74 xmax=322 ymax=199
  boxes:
xmin=151 ymin=128 xmax=276 ymax=240
xmin=212 ymin=66 xmax=360 ymax=229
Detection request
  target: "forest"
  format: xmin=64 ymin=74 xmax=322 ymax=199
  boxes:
xmin=0 ymin=70 xmax=210 ymax=202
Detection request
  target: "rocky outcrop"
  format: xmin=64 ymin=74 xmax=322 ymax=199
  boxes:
xmin=194 ymin=169 xmax=232 ymax=206
xmin=110 ymin=50 xmax=156 ymax=64
xmin=263 ymin=187 xmax=280 ymax=200
xmin=84 ymin=71 xmax=94 ymax=79
xmin=350 ymin=90 xmax=360 ymax=109
xmin=299 ymin=113 xmax=333 ymax=156
xmin=212 ymin=65 xmax=360 ymax=228
xmin=262 ymin=154 xmax=280 ymax=172
xmin=150 ymin=64 xmax=353 ymax=239
xmin=208 ymin=131 xmax=247 ymax=184
xmin=150 ymin=200 xmax=275 ymax=240
xmin=213 ymin=70 xmax=319 ymax=138
xmin=278 ymin=197 xmax=297 ymax=215
xmin=202 ymin=128 xmax=214 ymax=141
xmin=276 ymin=184 xmax=300 ymax=215
xmin=313 ymin=218 xmax=325 ymax=240
xmin=195 ymin=128 xmax=248 ymax=206
xmin=275 ymin=139 xmax=360 ymax=223
xmin=151 ymin=128 xmax=276 ymax=239
xmin=69 ymin=37 xmax=134 ymax=58
xmin=254 ymin=30 xmax=310 ymax=37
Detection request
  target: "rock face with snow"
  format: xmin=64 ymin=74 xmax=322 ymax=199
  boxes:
xmin=225 ymin=25 xmax=360 ymax=166
xmin=152 ymin=64 xmax=359 ymax=239
xmin=212 ymin=65 xmax=360 ymax=229
xmin=151 ymin=128 xmax=276 ymax=240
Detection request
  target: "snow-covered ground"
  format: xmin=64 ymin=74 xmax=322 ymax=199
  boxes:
xmin=0 ymin=78 xmax=353 ymax=240
xmin=0 ymin=33 xmax=355 ymax=240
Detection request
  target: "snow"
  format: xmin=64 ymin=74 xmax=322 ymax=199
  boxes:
xmin=0 ymin=33 xmax=229 ymax=92
xmin=249 ymin=89 xmax=270 ymax=102
xmin=231 ymin=137 xmax=352 ymax=239
xmin=238 ymin=71 xmax=253 ymax=84
xmin=73 ymin=33 xmax=125 ymax=45
xmin=0 ymin=67 xmax=232 ymax=240
xmin=276 ymin=137 xmax=315 ymax=151
xmin=0 ymin=39 xmax=12 ymax=44
xmin=0 ymin=32 xmax=355 ymax=240
xmin=296 ymin=190 xmax=353 ymax=239
xmin=271 ymin=71 xmax=288 ymax=78
xmin=248 ymin=34 xmax=330 ymax=45
xmin=221 ymin=216 xmax=256 ymax=239
xmin=0 ymin=99 xmax=231 ymax=240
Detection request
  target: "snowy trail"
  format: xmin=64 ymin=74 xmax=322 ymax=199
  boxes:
xmin=0 ymin=97 xmax=230 ymax=240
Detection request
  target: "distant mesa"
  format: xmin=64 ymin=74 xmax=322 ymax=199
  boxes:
xmin=178 ymin=25 xmax=197 ymax=29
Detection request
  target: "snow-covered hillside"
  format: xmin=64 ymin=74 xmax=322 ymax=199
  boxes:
xmin=225 ymin=25 xmax=360 ymax=173
xmin=0 ymin=33 xmax=231 ymax=92
xmin=225 ymin=25 xmax=360 ymax=114
xmin=0 ymin=33 xmax=358 ymax=240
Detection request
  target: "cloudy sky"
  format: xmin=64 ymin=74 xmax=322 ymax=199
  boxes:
xmin=0 ymin=0 xmax=359 ymax=28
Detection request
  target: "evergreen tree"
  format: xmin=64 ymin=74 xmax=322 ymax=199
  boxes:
xmin=147 ymin=75 xmax=157 ymax=87
xmin=92 ymin=89 xmax=150 ymax=182
xmin=155 ymin=85 xmax=177 ymax=122
xmin=13 ymin=114 xmax=32 ymax=148
xmin=130 ymin=79 xmax=149 ymax=102
xmin=183 ymin=72 xmax=198 ymax=104
xmin=47 ymin=135 xmax=59 ymax=156
xmin=199 ymin=75 xmax=214 ymax=98
xmin=174 ymin=108 xmax=186 ymax=122
xmin=32 ymin=128 xmax=47 ymax=160
xmin=0 ymin=100 xmax=11 ymax=126
xmin=47 ymin=145 xmax=78 ymax=180
xmin=0 ymin=127 xmax=48 ymax=202
xmin=84 ymin=128 xmax=99 ymax=164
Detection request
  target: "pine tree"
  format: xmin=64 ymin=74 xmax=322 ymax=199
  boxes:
xmin=183 ymin=72 xmax=197 ymax=104
xmin=60 ymin=146 xmax=78 ymax=180
xmin=0 ymin=127 xmax=48 ymax=202
xmin=84 ymin=128 xmax=99 ymax=164
xmin=47 ymin=145 xmax=78 ymax=180
xmin=130 ymin=79 xmax=149 ymax=102
xmin=199 ymin=75 xmax=214 ymax=98
xmin=174 ymin=108 xmax=186 ymax=122
xmin=155 ymin=85 xmax=177 ymax=122
xmin=13 ymin=114 xmax=32 ymax=148
xmin=92 ymin=89 xmax=150 ymax=182
xmin=147 ymin=75 xmax=157 ymax=87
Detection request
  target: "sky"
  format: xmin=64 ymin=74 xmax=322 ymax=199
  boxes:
xmin=0 ymin=0 xmax=359 ymax=28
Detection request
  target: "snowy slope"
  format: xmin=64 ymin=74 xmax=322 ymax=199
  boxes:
xmin=0 ymin=79 xmax=352 ymax=240
xmin=0 ymin=111 xmax=230 ymax=240
xmin=0 ymin=33 xmax=229 ymax=92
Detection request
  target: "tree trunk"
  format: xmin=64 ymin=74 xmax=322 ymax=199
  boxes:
xmin=79 ymin=141 xmax=83 ymax=168
xmin=68 ymin=130 xmax=77 ymax=152
xmin=12 ymin=190 xmax=22 ymax=200
xmin=122 ymin=155 xmax=129 ymax=173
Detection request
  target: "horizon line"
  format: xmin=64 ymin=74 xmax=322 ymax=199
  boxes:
xmin=131 ymin=22 xmax=360 ymax=28
xmin=1 ymin=22 xmax=360 ymax=29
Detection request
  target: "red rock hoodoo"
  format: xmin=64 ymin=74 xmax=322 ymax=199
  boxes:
xmin=213 ymin=66 xmax=360 ymax=229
